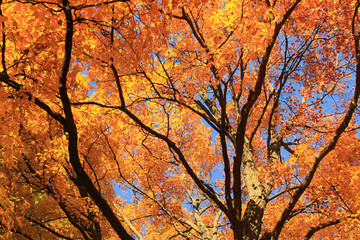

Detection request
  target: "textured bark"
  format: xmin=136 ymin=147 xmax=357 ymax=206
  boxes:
xmin=241 ymin=200 xmax=265 ymax=240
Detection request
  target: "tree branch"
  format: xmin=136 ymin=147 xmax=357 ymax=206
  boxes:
xmin=0 ymin=72 xmax=66 ymax=125
xmin=57 ymin=1 xmax=133 ymax=239
xmin=272 ymin=3 xmax=360 ymax=239
xmin=302 ymin=219 xmax=341 ymax=240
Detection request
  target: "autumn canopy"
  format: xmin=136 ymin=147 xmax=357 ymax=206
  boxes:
xmin=1 ymin=0 xmax=360 ymax=239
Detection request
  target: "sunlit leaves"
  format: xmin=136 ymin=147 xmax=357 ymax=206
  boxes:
xmin=1 ymin=0 xmax=360 ymax=239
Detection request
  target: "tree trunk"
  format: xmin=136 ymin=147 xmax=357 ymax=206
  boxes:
xmin=231 ymin=200 xmax=265 ymax=240
xmin=241 ymin=200 xmax=265 ymax=240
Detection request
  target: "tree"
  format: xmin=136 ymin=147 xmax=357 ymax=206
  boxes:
xmin=1 ymin=0 xmax=360 ymax=239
